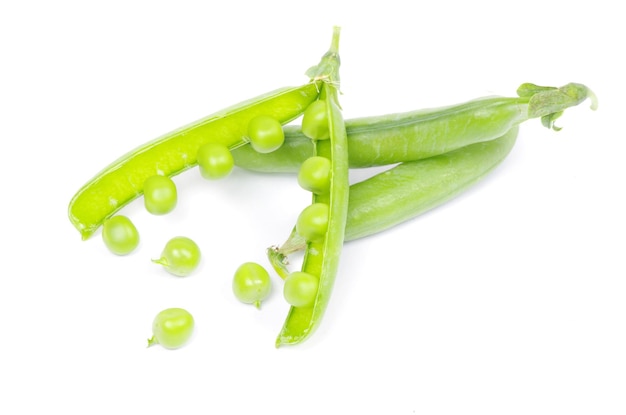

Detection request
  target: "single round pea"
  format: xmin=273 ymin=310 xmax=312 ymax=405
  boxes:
xmin=147 ymin=307 xmax=194 ymax=349
xmin=297 ymin=156 xmax=332 ymax=194
xmin=296 ymin=203 xmax=330 ymax=243
xmin=301 ymin=100 xmax=330 ymax=140
xmin=232 ymin=262 xmax=272 ymax=309
xmin=102 ymin=215 xmax=140 ymax=255
xmin=247 ymin=115 xmax=284 ymax=153
xmin=152 ymin=236 xmax=201 ymax=277
xmin=197 ymin=142 xmax=234 ymax=180
xmin=283 ymin=271 xmax=319 ymax=308
xmin=143 ymin=174 xmax=177 ymax=215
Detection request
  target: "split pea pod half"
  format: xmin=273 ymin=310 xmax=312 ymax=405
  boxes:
xmin=68 ymin=82 xmax=320 ymax=240
xmin=232 ymin=82 xmax=598 ymax=172
xmin=276 ymin=27 xmax=350 ymax=347
xmin=269 ymin=126 xmax=519 ymax=269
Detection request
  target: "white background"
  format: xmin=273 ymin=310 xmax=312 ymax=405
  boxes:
xmin=1 ymin=1 xmax=624 ymax=414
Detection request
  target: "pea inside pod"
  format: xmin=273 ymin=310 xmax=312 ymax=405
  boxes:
xmin=143 ymin=175 xmax=177 ymax=215
xmin=276 ymin=26 xmax=350 ymax=347
xmin=68 ymin=81 xmax=320 ymax=240
xmin=197 ymin=143 xmax=234 ymax=180
xmin=297 ymin=156 xmax=331 ymax=194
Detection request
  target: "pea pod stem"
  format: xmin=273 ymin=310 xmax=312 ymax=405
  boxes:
xmin=276 ymin=27 xmax=349 ymax=347
xmin=68 ymin=83 xmax=320 ymax=240
xmin=268 ymin=127 xmax=519 ymax=278
xmin=232 ymin=82 xmax=597 ymax=172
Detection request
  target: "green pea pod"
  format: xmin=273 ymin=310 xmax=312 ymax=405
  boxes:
xmin=232 ymin=83 xmax=597 ymax=172
xmin=348 ymin=126 xmax=518 ymax=240
xmin=276 ymin=27 xmax=350 ymax=347
xmin=68 ymin=83 xmax=319 ymax=240
xmin=269 ymin=127 xmax=518 ymax=277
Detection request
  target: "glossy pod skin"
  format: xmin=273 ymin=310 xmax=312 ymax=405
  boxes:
xmin=344 ymin=126 xmax=518 ymax=240
xmin=68 ymin=83 xmax=319 ymax=240
xmin=232 ymin=82 xmax=597 ymax=172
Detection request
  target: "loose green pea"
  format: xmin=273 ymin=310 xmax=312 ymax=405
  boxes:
xmin=296 ymin=203 xmax=329 ymax=243
xmin=147 ymin=307 xmax=195 ymax=349
xmin=283 ymin=271 xmax=319 ymax=308
xmin=101 ymin=215 xmax=140 ymax=255
xmin=143 ymin=175 xmax=177 ymax=215
xmin=247 ymin=115 xmax=285 ymax=153
xmin=301 ymin=100 xmax=330 ymax=140
xmin=152 ymin=236 xmax=201 ymax=277
xmin=232 ymin=262 xmax=272 ymax=309
xmin=197 ymin=142 xmax=234 ymax=180
xmin=298 ymin=156 xmax=332 ymax=194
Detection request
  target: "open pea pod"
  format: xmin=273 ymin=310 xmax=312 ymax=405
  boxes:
xmin=276 ymin=27 xmax=350 ymax=347
xmin=68 ymin=83 xmax=319 ymax=240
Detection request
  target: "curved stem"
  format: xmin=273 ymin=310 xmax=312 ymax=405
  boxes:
xmin=518 ymin=82 xmax=598 ymax=130
xmin=147 ymin=336 xmax=158 ymax=348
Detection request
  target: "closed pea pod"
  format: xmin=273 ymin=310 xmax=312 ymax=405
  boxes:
xmin=232 ymin=82 xmax=598 ymax=172
xmin=268 ymin=127 xmax=520 ymax=277
xmin=344 ymin=128 xmax=520 ymax=240
xmin=263 ymin=86 xmax=596 ymax=280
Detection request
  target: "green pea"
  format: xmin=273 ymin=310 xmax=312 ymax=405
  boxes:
xmin=232 ymin=262 xmax=272 ymax=309
xmin=296 ymin=202 xmax=329 ymax=243
xmin=301 ymin=100 xmax=330 ymax=140
xmin=298 ymin=156 xmax=331 ymax=194
xmin=101 ymin=215 xmax=140 ymax=255
xmin=143 ymin=175 xmax=177 ymax=215
xmin=197 ymin=142 xmax=234 ymax=180
xmin=152 ymin=236 xmax=201 ymax=277
xmin=283 ymin=271 xmax=319 ymax=308
xmin=147 ymin=307 xmax=194 ymax=349
xmin=247 ymin=115 xmax=285 ymax=153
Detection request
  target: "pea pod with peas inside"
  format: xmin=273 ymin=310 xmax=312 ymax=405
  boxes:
xmin=68 ymin=81 xmax=320 ymax=240
xmin=276 ymin=27 xmax=350 ymax=347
